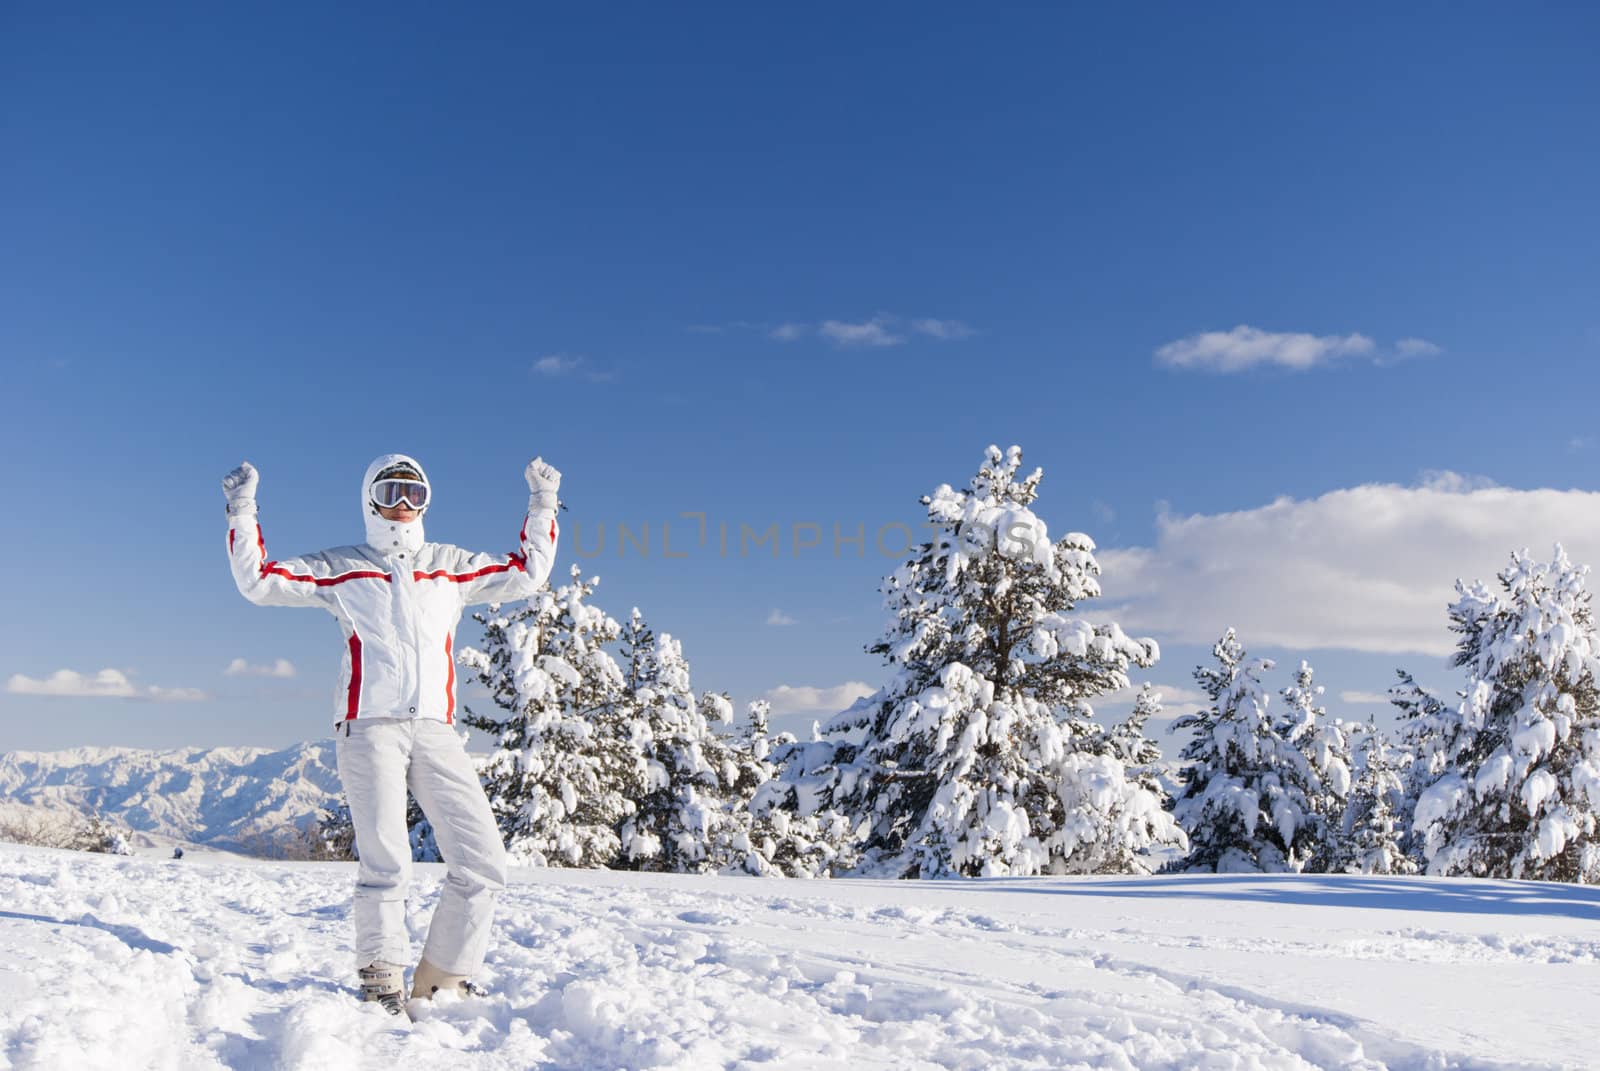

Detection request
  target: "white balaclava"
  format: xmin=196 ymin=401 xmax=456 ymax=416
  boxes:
xmin=362 ymin=452 xmax=430 ymax=557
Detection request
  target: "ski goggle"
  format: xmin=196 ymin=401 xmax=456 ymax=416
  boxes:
xmin=370 ymin=478 xmax=430 ymax=510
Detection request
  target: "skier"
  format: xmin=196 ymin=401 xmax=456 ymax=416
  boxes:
xmin=221 ymin=453 xmax=561 ymax=1014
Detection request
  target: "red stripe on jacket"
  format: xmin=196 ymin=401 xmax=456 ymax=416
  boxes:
xmin=264 ymin=563 xmax=392 ymax=586
xmin=412 ymin=557 xmax=526 ymax=583
xmin=346 ymin=633 xmax=363 ymax=719
xmin=444 ymin=634 xmax=456 ymax=723
xmin=518 ymin=517 xmax=558 ymax=545
xmin=248 ymin=522 xmax=389 ymax=586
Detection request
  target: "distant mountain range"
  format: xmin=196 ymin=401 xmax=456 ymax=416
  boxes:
xmin=0 ymin=742 xmax=342 ymax=853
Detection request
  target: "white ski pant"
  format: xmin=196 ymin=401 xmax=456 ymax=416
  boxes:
xmin=334 ymin=718 xmax=508 ymax=976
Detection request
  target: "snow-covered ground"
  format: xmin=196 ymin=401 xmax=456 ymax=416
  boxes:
xmin=1 ymin=844 xmax=1593 ymax=1070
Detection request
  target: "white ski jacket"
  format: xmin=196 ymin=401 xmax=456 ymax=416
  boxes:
xmin=226 ymin=453 xmax=559 ymax=725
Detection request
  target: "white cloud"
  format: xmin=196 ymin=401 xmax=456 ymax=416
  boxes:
xmin=697 ymin=315 xmax=976 ymax=347
xmin=533 ymin=353 xmax=616 ymax=382
xmin=818 ymin=317 xmax=905 ymax=348
xmin=1339 ymin=690 xmax=1393 ymax=707
xmin=1142 ymin=683 xmax=1209 ymax=706
xmin=1098 ymin=681 xmax=1208 ymax=717
xmin=147 ymin=686 xmax=209 ymax=702
xmin=1155 ymin=325 xmax=1377 ymax=372
xmin=224 ymin=658 xmax=297 ymax=679
xmin=765 ymin=609 xmax=797 ymax=626
xmin=6 ymin=668 xmax=208 ymax=702
xmin=911 ymin=318 xmax=975 ymax=340
xmin=761 ymin=681 xmax=876 ymax=717
xmin=1097 ymin=476 xmax=1600 ymax=656
xmin=534 ymin=354 xmax=585 ymax=376
xmin=1417 ymin=470 xmax=1498 ymax=494
xmin=8 ymin=669 xmax=138 ymax=698
xmin=687 ymin=320 xmax=764 ymax=335
xmin=1395 ymin=338 xmax=1443 ymax=358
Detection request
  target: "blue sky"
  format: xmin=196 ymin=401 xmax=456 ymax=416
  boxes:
xmin=3 ymin=4 xmax=1598 ymax=752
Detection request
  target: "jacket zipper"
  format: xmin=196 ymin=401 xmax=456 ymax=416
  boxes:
xmin=391 ymin=547 xmax=422 ymax=713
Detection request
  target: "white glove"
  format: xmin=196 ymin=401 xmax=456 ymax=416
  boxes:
xmin=222 ymin=461 xmax=259 ymax=515
xmin=525 ymin=457 xmax=561 ymax=512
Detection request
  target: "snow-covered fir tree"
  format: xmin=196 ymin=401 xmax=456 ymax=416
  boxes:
xmin=1171 ymin=631 xmax=1321 ymax=873
xmin=725 ymin=697 xmax=776 ymax=806
xmin=1385 ymin=670 xmax=1452 ymax=866
xmin=739 ymin=700 xmax=860 ymax=877
xmin=406 ymin=792 xmax=442 ymax=863
xmin=778 ymin=444 xmax=1184 ymax=877
xmin=1411 ymin=546 xmax=1600 ymax=882
xmin=311 ymin=796 xmax=357 ymax=861
xmin=1107 ymin=683 xmax=1165 ymax=773
xmin=1278 ymin=662 xmax=1352 ymax=872
xmin=1335 ymin=719 xmax=1416 ymax=875
xmin=1391 ymin=672 xmax=1452 ymax=802
xmin=1080 ymin=682 xmax=1183 ymax=867
xmin=83 ymin=811 xmax=133 ymax=856
xmin=615 ymin=612 xmax=748 ymax=873
xmin=458 ymin=566 xmax=644 ymax=867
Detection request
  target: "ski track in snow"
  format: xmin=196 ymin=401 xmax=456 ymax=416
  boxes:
xmin=0 ymin=846 xmax=1589 ymax=1071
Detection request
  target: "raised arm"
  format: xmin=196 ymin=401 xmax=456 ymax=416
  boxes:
xmin=224 ymin=462 xmax=382 ymax=607
xmin=433 ymin=458 xmax=562 ymax=606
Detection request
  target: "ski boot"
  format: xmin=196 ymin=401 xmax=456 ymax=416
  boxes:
xmin=358 ymin=961 xmax=407 ymax=1015
xmin=410 ymin=958 xmax=487 ymax=1001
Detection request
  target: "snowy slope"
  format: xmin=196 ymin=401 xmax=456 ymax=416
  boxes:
xmin=1 ymin=844 xmax=1593 ymax=1070
xmin=0 ymin=743 xmax=339 ymax=852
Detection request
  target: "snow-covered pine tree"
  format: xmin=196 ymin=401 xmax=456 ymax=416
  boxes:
xmin=615 ymin=613 xmax=745 ymax=873
xmin=458 ymin=565 xmax=643 ymax=867
xmin=1412 ymin=546 xmax=1600 ymax=882
xmin=738 ymin=700 xmax=859 ymax=877
xmin=311 ymin=796 xmax=358 ymax=861
xmin=83 ymin=811 xmax=133 ymax=856
xmin=1171 ymin=631 xmax=1319 ymax=873
xmin=1279 ymin=662 xmax=1352 ymax=873
xmin=787 ymin=444 xmax=1183 ymax=877
xmin=1107 ymin=684 xmax=1163 ymax=769
xmin=1391 ymin=671 xmax=1453 ymax=802
xmin=696 ymin=687 xmax=768 ymax=871
xmin=727 ymin=697 xmax=775 ymax=803
xmin=1386 ymin=670 xmax=1451 ymax=866
xmin=406 ymin=792 xmax=442 ymax=863
xmin=1082 ymin=682 xmax=1184 ymax=867
xmin=1336 ymin=719 xmax=1416 ymax=875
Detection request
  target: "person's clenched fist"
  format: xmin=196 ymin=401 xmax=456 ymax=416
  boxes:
xmin=525 ymin=458 xmax=561 ymax=511
xmin=223 ymin=461 xmax=259 ymax=514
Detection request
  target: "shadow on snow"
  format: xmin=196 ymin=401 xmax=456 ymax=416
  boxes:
xmin=918 ymin=873 xmax=1600 ymax=922
xmin=0 ymin=909 xmax=180 ymax=954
